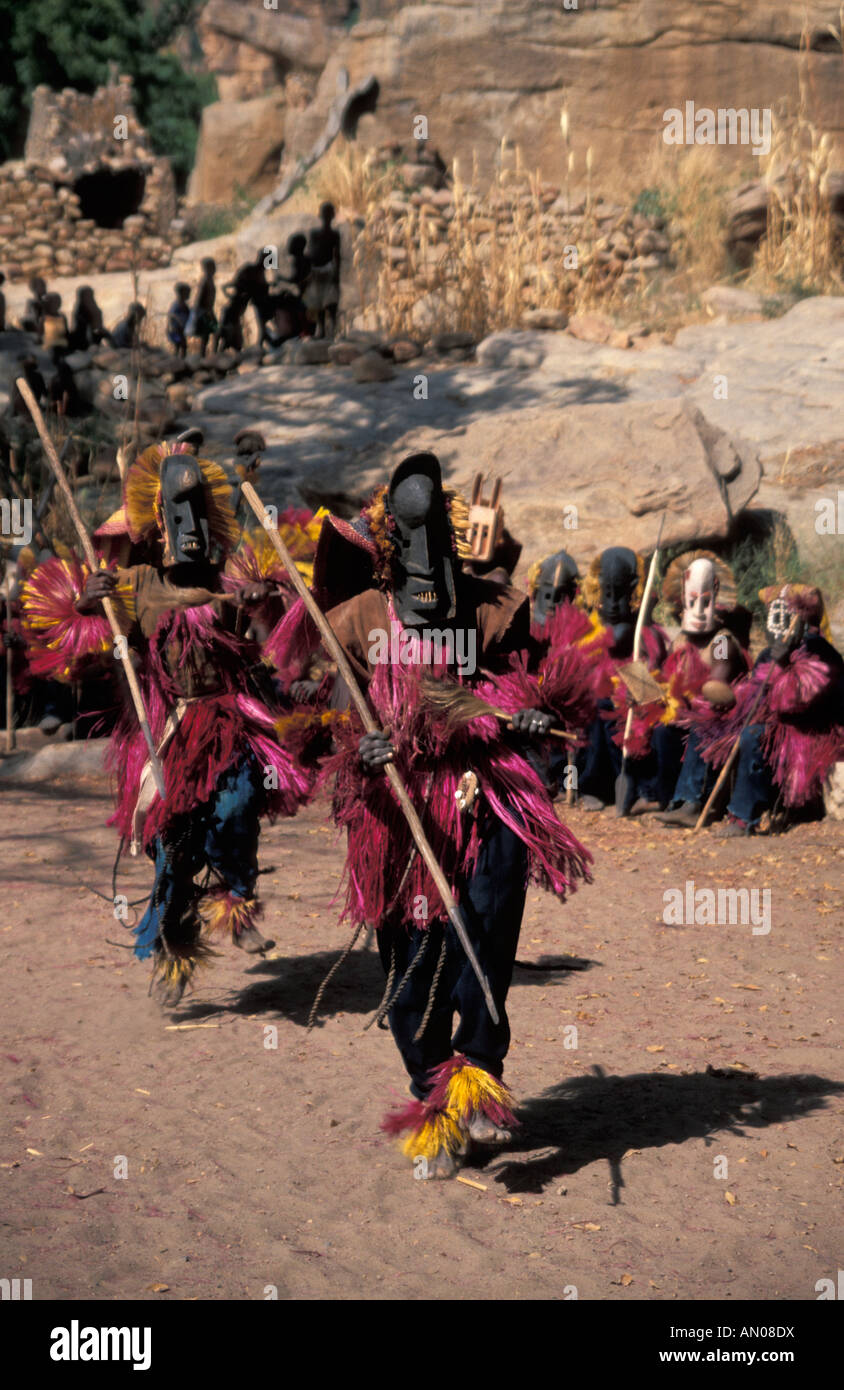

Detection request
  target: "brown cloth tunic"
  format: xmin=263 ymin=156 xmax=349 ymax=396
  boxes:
xmin=323 ymin=577 xmax=532 ymax=689
xmin=117 ymin=564 xmax=237 ymax=700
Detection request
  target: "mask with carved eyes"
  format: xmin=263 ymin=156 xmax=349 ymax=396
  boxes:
xmin=386 ymin=453 xmax=457 ymax=627
xmin=681 ymin=557 xmax=718 ymax=635
xmin=533 ymin=550 xmax=579 ymax=627
xmin=159 ymin=455 xmax=210 ymax=567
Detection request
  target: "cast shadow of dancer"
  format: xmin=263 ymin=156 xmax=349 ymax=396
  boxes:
xmin=472 ymin=1064 xmax=844 ymax=1201
xmin=174 ymin=945 xmax=387 ymax=1028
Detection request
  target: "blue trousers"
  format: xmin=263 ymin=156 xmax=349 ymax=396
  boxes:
xmin=133 ymin=757 xmax=264 ymax=960
xmin=578 ymin=702 xmax=683 ymax=809
xmin=669 ymin=727 xmax=716 ymax=806
xmin=726 ymin=724 xmax=774 ymax=828
xmin=377 ymin=815 xmax=528 ymax=1098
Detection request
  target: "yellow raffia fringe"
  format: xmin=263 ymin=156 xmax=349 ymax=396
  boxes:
xmin=154 ymin=940 xmax=219 ymax=984
xmin=274 ymin=707 xmax=340 ymax=739
xmin=659 ymin=691 xmax=682 ymax=725
xmin=445 ymin=1064 xmax=514 ymax=1123
xmin=401 ymin=1111 xmax=465 ymax=1162
xmin=398 ymin=1065 xmax=515 ymax=1161
xmin=580 ymin=551 xmax=646 ymax=614
xmin=236 ymin=507 xmax=329 ymax=587
xmin=369 ymin=485 xmax=472 ymax=562
xmin=576 ymin=609 xmax=607 ymax=648
xmin=199 ymin=893 xmax=257 ymax=940
xmin=125 ymin=443 xmax=239 ymax=552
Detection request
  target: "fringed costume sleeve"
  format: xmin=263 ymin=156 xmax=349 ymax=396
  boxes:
xmin=20 ymin=555 xmax=134 ymax=682
xmin=692 ymin=642 xmax=844 ymax=808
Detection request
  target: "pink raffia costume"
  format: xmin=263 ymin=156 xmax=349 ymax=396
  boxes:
xmin=272 ymin=452 xmax=595 ymax=1177
xmin=21 ymin=442 xmax=316 ymax=1004
xmin=691 ymin=583 xmax=844 ymax=832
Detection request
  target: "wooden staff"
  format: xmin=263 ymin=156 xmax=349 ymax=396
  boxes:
xmin=4 ymin=587 xmax=14 ymax=753
xmin=241 ymin=479 xmax=500 ymax=1025
xmin=615 ymin=513 xmax=665 ymax=814
xmin=15 ymin=378 xmax=166 ymax=800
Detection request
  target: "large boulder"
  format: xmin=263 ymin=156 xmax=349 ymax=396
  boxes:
xmin=370 ymin=399 xmax=761 ymax=563
xmin=186 ymin=90 xmax=287 ymax=205
xmin=186 ymin=295 xmax=842 ymax=577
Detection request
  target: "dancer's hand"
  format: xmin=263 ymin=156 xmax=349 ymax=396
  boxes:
xmin=359 ymin=727 xmax=394 ymax=770
xmin=233 ymin=580 xmax=273 ymax=607
xmin=76 ymin=569 xmax=116 ymax=613
xmin=290 ymin=677 xmax=319 ymax=704
xmin=770 ymin=617 xmax=803 ymax=665
xmin=510 ymin=707 xmax=553 ymax=739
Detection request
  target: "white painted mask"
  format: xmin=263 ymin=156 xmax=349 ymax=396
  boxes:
xmin=766 ymin=590 xmax=791 ymax=642
xmin=681 ymin=557 xmax=718 ymax=635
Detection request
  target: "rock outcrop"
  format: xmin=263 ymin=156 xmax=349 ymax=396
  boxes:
xmin=196 ymin=1 xmax=844 ymax=195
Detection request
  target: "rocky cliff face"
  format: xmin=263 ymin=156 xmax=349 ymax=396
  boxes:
xmin=191 ymin=0 xmax=844 ymax=204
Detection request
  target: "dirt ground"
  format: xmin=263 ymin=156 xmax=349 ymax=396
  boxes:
xmin=1 ymin=774 xmax=842 ymax=1302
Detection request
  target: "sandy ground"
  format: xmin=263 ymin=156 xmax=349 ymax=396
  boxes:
xmin=0 ymin=776 xmax=842 ymax=1302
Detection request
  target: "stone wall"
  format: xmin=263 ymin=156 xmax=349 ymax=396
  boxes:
xmin=0 ymin=79 xmax=184 ymax=283
xmin=355 ymin=145 xmax=673 ymax=332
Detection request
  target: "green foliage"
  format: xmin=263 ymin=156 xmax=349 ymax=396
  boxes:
xmin=0 ymin=0 xmax=215 ymax=185
xmin=724 ymin=524 xmax=803 ymax=627
xmin=194 ymin=185 xmax=257 ymax=240
xmin=632 ymin=186 xmax=676 ymax=223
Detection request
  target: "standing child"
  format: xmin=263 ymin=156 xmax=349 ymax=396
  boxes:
xmin=190 ymin=258 xmax=217 ymax=357
xmin=167 ymin=282 xmax=191 ymax=358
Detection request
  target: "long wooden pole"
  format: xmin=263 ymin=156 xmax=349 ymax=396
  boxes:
xmin=15 ymin=378 xmax=166 ymax=800
xmin=616 ymin=513 xmax=665 ymax=813
xmin=4 ymin=588 xmax=14 ymax=754
xmin=241 ymin=480 xmax=500 ymax=1025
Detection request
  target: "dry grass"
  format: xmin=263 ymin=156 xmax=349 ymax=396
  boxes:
xmin=639 ymin=145 xmax=733 ymax=285
xmin=748 ymin=15 xmax=844 ymax=296
xmin=285 ymin=139 xmax=403 ymax=220
xmin=353 ymin=138 xmax=612 ymax=340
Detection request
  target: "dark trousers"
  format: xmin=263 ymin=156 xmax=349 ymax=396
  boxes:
xmin=377 ymin=815 xmax=528 ymax=1099
xmin=578 ymin=701 xmax=621 ymax=803
xmin=727 ymin=724 xmax=774 ymax=827
xmin=670 ymin=727 xmax=716 ymax=806
xmin=635 ymin=722 xmax=685 ymax=809
xmin=579 ymin=703 xmax=683 ymax=809
xmin=133 ymin=757 xmax=263 ymax=960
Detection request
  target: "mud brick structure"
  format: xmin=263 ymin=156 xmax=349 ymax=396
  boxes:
xmin=0 ymin=76 xmax=184 ymax=283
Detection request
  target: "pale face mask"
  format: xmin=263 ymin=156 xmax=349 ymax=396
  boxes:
xmin=681 ymin=557 xmax=718 ymax=635
xmin=766 ymin=592 xmax=791 ymax=643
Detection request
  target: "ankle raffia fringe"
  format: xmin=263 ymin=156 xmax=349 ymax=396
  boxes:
xmin=428 ymin=1055 xmax=518 ymax=1131
xmin=152 ymin=940 xmax=217 ymax=986
xmin=381 ymin=1056 xmax=518 ymax=1161
xmin=200 ymin=890 xmax=261 ymax=940
xmin=381 ymin=1097 xmax=466 ymax=1162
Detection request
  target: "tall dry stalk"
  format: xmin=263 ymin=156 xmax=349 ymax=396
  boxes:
xmin=750 ymin=15 xmax=844 ymax=294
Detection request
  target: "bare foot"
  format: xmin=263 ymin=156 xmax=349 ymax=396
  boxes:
xmin=234 ymin=925 xmax=275 ymax=954
xmin=415 ymin=1149 xmax=459 ymax=1180
xmin=467 ymin=1113 xmax=512 ymax=1145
